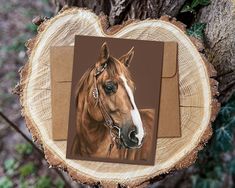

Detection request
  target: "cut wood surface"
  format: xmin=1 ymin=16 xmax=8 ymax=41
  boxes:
xmin=19 ymin=8 xmax=220 ymax=187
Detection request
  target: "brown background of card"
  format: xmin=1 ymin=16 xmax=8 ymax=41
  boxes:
xmin=66 ymin=35 xmax=163 ymax=165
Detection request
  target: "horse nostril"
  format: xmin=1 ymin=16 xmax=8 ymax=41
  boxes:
xmin=128 ymin=129 xmax=138 ymax=144
xmin=129 ymin=130 xmax=135 ymax=139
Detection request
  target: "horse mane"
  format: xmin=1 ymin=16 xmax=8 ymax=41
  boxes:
xmin=106 ymin=56 xmax=132 ymax=80
xmin=75 ymin=56 xmax=133 ymax=105
xmin=75 ymin=64 xmax=94 ymax=106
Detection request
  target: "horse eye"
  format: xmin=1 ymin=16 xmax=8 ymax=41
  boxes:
xmin=103 ymin=82 xmax=117 ymax=94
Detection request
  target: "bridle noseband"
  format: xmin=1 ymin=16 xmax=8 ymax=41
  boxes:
xmin=92 ymin=63 xmax=123 ymax=154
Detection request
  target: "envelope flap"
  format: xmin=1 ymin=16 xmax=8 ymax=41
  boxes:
xmin=50 ymin=46 xmax=74 ymax=82
xmin=162 ymin=42 xmax=178 ymax=78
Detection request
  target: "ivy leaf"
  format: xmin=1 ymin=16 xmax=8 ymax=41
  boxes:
xmin=3 ymin=158 xmax=19 ymax=176
xmin=181 ymin=2 xmax=195 ymax=13
xmin=19 ymin=162 xmax=35 ymax=177
xmin=194 ymin=93 xmax=235 ymax=187
xmin=187 ymin=23 xmax=206 ymax=40
xmin=6 ymin=35 xmax=27 ymax=52
xmin=228 ymin=117 xmax=235 ymax=128
xmin=228 ymin=159 xmax=235 ymax=174
xmin=4 ymin=159 xmax=16 ymax=171
xmin=205 ymin=165 xmax=223 ymax=179
xmin=198 ymin=0 xmax=210 ymax=6
xmin=191 ymin=175 xmax=200 ymax=188
xmin=191 ymin=176 xmax=221 ymax=188
xmin=205 ymin=179 xmax=221 ymax=188
xmin=191 ymin=0 xmax=210 ymax=8
xmin=219 ymin=106 xmax=235 ymax=123
xmin=0 ymin=177 xmax=13 ymax=188
xmin=26 ymin=23 xmax=38 ymax=34
xmin=214 ymin=125 xmax=233 ymax=152
xmin=36 ymin=176 xmax=52 ymax=188
xmin=15 ymin=143 xmax=33 ymax=155
xmin=19 ymin=179 xmax=28 ymax=188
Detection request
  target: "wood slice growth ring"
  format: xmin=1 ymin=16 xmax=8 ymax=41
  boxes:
xmin=19 ymin=8 xmax=220 ymax=187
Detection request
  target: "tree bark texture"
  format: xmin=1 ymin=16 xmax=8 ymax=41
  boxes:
xmin=54 ymin=0 xmax=187 ymax=25
xmin=198 ymin=0 xmax=235 ymax=103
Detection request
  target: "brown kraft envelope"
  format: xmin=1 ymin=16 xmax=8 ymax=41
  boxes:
xmin=50 ymin=42 xmax=181 ymax=140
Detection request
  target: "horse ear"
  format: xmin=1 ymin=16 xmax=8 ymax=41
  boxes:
xmin=98 ymin=42 xmax=110 ymax=64
xmin=119 ymin=47 xmax=134 ymax=67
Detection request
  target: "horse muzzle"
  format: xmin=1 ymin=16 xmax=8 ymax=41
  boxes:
xmin=120 ymin=128 xmax=143 ymax=149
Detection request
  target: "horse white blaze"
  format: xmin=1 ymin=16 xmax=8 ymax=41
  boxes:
xmin=120 ymin=74 xmax=144 ymax=145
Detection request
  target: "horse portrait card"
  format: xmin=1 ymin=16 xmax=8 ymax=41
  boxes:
xmin=50 ymin=43 xmax=181 ymax=142
xmin=63 ymin=35 xmax=178 ymax=165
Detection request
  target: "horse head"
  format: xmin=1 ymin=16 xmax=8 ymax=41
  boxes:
xmin=81 ymin=42 xmax=144 ymax=149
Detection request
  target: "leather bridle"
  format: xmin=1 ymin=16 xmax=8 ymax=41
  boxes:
xmin=92 ymin=63 xmax=123 ymax=155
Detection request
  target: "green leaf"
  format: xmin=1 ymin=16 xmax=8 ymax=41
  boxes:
xmin=3 ymin=158 xmax=19 ymax=175
xmin=214 ymin=125 xmax=233 ymax=152
xmin=19 ymin=178 xmax=28 ymax=188
xmin=199 ymin=0 xmax=210 ymax=6
xmin=228 ymin=159 xmax=235 ymax=174
xmin=0 ymin=177 xmax=13 ymax=188
xmin=181 ymin=0 xmax=210 ymax=13
xmin=191 ymin=175 xmax=200 ymax=188
xmin=228 ymin=117 xmax=235 ymax=128
xmin=35 ymin=176 xmax=52 ymax=188
xmin=194 ymin=93 xmax=235 ymax=187
xmin=206 ymin=179 xmax=221 ymax=188
xmin=15 ymin=143 xmax=33 ymax=155
xmin=181 ymin=3 xmax=195 ymax=13
xmin=26 ymin=23 xmax=38 ymax=34
xmin=19 ymin=162 xmax=35 ymax=177
xmin=192 ymin=177 xmax=221 ymax=188
xmin=6 ymin=35 xmax=27 ymax=52
xmin=219 ymin=106 xmax=235 ymax=123
xmin=191 ymin=0 xmax=210 ymax=8
xmin=191 ymin=0 xmax=200 ymax=8
xmin=204 ymin=165 xmax=224 ymax=180
xmin=187 ymin=23 xmax=206 ymax=40
xmin=4 ymin=159 xmax=16 ymax=171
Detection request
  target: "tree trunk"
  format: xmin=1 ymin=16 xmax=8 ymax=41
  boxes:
xmin=198 ymin=0 xmax=235 ymax=103
xmin=54 ymin=0 xmax=187 ymax=25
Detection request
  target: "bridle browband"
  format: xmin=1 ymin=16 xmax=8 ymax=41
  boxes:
xmin=92 ymin=63 xmax=123 ymax=155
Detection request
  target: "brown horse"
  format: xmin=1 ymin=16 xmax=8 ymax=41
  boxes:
xmin=71 ymin=42 xmax=154 ymax=161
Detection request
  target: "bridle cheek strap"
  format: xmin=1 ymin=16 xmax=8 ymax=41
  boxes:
xmin=93 ymin=76 xmax=121 ymax=138
xmin=92 ymin=64 xmax=122 ymax=153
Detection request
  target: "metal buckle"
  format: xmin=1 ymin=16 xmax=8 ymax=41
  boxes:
xmin=92 ymin=87 xmax=99 ymax=99
xmin=106 ymin=119 xmax=113 ymax=126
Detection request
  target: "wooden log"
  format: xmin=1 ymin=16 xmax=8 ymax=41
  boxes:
xmin=198 ymin=0 xmax=235 ymax=103
xmin=18 ymin=8 xmax=219 ymax=187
